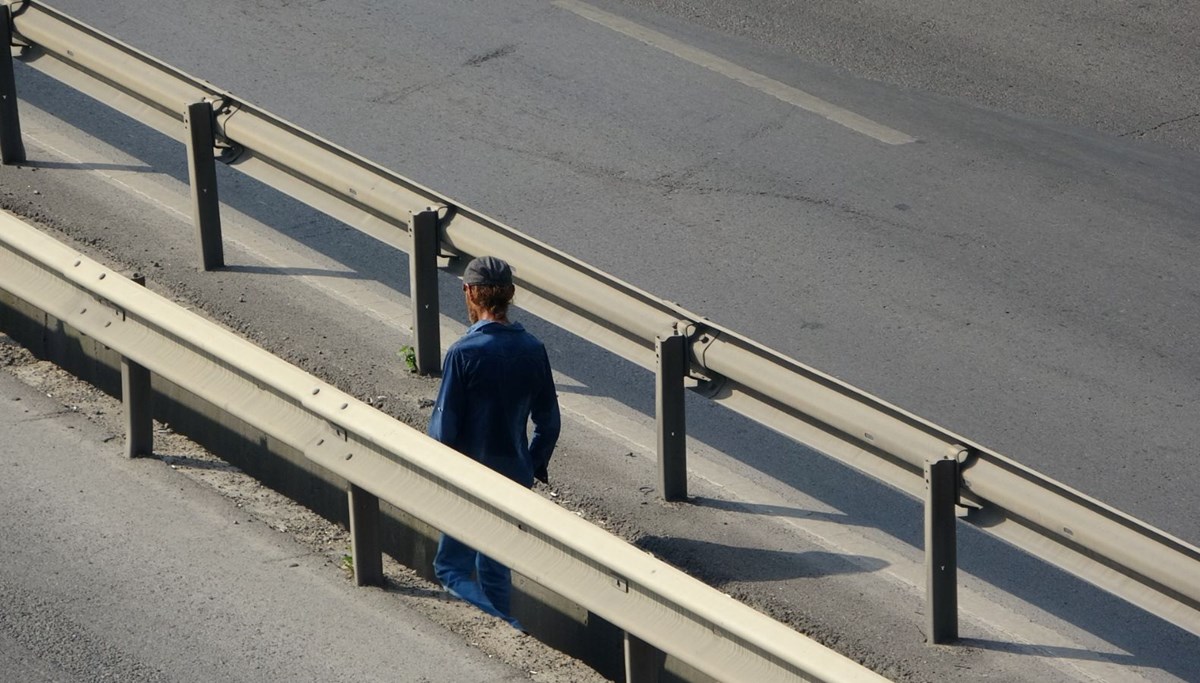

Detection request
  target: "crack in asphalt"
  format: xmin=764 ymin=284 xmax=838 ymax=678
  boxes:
xmin=1118 ymin=112 xmax=1200 ymax=138
xmin=464 ymin=44 xmax=518 ymax=67
xmin=14 ymin=409 xmax=76 ymax=423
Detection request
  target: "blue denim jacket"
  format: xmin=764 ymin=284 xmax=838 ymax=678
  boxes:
xmin=428 ymin=320 xmax=560 ymax=487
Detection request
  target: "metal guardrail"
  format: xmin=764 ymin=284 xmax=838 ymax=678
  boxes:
xmin=0 ymin=210 xmax=888 ymax=683
xmin=3 ymin=0 xmax=1199 ymax=643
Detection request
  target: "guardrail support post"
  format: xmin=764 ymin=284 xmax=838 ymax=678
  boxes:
xmin=121 ymin=273 xmax=153 ymax=458
xmin=348 ymin=483 xmax=384 ymax=587
xmin=409 ymin=207 xmax=441 ymax=375
xmin=925 ymin=455 xmax=959 ymax=643
xmin=656 ymin=332 xmax=687 ymax=501
xmin=624 ymin=631 xmax=665 ymax=683
xmin=185 ymin=100 xmax=223 ymax=270
xmin=0 ymin=6 xmax=26 ymax=164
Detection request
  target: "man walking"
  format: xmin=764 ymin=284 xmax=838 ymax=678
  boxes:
xmin=428 ymin=255 xmax=560 ymax=630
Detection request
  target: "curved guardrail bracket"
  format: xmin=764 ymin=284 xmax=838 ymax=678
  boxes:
xmin=952 ymin=447 xmax=983 ymax=518
xmin=2 ymin=0 xmax=30 ymax=42
xmin=3 ymin=1 xmax=30 ymax=19
xmin=680 ymin=323 xmax=728 ymax=397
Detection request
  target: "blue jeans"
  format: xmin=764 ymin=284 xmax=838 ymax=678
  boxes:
xmin=433 ymin=534 xmax=523 ymax=630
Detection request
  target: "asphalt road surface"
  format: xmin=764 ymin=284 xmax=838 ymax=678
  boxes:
xmin=4 ymin=0 xmax=1199 ymax=680
xmin=0 ymin=361 xmax=533 ymax=682
xmin=620 ymin=0 xmax=1200 ymax=152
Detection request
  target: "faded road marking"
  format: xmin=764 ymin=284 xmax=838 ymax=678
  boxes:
xmin=553 ymin=0 xmax=917 ymax=145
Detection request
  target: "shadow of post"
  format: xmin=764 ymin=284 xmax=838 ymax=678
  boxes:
xmin=637 ymin=535 xmax=889 ymax=584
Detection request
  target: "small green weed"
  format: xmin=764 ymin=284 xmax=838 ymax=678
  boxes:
xmin=397 ymin=345 xmax=417 ymax=372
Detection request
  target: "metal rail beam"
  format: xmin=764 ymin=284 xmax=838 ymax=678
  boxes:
xmin=0 ymin=210 xmax=887 ymax=683
xmin=5 ymin=0 xmax=1200 ymax=639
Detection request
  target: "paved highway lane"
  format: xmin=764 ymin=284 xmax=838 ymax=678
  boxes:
xmin=619 ymin=0 xmax=1200 ymax=152
xmin=5 ymin=0 xmax=1200 ymax=678
xmin=39 ymin=0 xmax=1200 ymax=540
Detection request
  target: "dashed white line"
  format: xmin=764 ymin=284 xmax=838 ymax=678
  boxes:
xmin=553 ymin=0 xmax=917 ymax=145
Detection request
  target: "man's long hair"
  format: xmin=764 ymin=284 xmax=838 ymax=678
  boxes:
xmin=468 ymin=283 xmax=515 ymax=319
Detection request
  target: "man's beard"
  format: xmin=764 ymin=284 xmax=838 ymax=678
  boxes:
xmin=466 ymin=290 xmax=479 ymax=323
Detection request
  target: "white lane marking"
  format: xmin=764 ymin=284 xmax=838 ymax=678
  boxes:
xmin=553 ymin=0 xmax=916 ymax=145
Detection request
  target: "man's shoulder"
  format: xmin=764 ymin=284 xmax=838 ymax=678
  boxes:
xmin=446 ymin=334 xmax=483 ymax=358
xmin=447 ymin=324 xmax=504 ymax=355
xmin=453 ymin=322 xmax=545 ymax=356
xmin=506 ymin=324 xmax=547 ymax=353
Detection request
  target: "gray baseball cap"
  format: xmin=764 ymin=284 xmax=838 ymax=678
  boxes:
xmin=463 ymin=256 xmax=513 ymax=286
